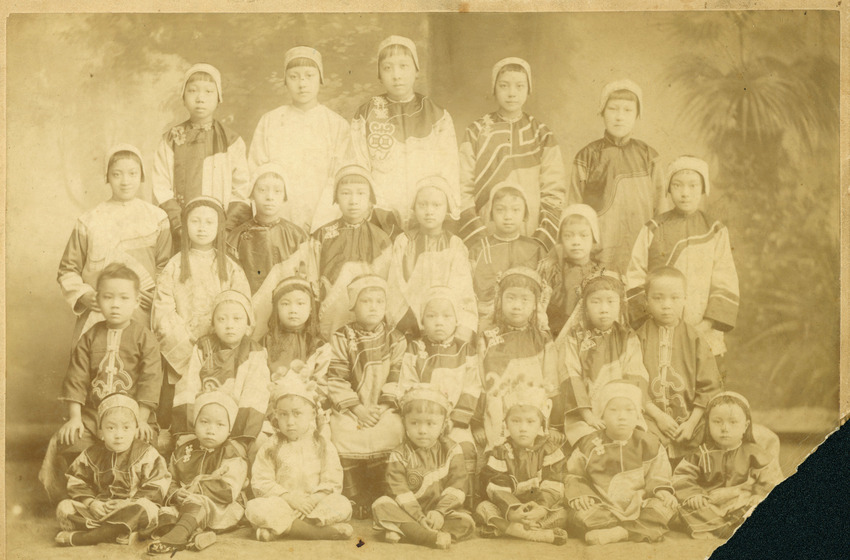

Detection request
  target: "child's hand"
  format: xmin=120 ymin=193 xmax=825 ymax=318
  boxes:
xmin=656 ymin=490 xmax=678 ymax=509
xmin=580 ymin=409 xmax=606 ymax=431
xmin=285 ymin=493 xmax=316 ymax=517
xmin=58 ymin=417 xmax=86 ymax=446
xmin=683 ymin=495 xmax=709 ymax=510
xmin=422 ymin=511 xmax=444 ymax=530
xmin=695 ymin=319 xmax=714 ymax=334
xmin=102 ymin=499 xmax=127 ymax=514
xmin=136 ymin=421 xmax=155 ymax=443
xmin=352 ymin=405 xmax=378 ymax=427
xmin=654 ymin=412 xmax=680 ymax=439
xmin=88 ymin=499 xmax=108 ymax=519
xmin=79 ymin=292 xmax=101 ymax=313
xmin=138 ymin=289 xmax=154 ymax=311
xmin=674 ymin=416 xmax=699 ymax=443
xmin=568 ymin=496 xmax=598 ymax=512
xmin=472 ymin=425 xmax=487 ymax=448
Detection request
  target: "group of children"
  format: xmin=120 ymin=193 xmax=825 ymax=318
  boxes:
xmin=39 ymin=34 xmax=784 ymax=553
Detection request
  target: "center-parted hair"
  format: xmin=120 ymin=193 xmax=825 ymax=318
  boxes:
xmin=106 ymin=150 xmax=145 ymax=183
xmin=180 ymin=197 xmax=228 ymax=284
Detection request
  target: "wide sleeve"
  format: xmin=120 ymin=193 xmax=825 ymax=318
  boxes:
xmin=154 ymin=216 xmax=173 ymax=276
xmin=432 ymin=444 xmax=468 ymax=516
xmin=644 ymin=441 xmax=675 ymax=497
xmin=135 ymin=328 xmax=164 ymax=410
xmin=385 ymin=448 xmax=426 ymax=522
xmin=326 ymin=332 xmax=360 ymax=411
xmin=171 ymin=344 xmax=204 ymax=436
xmin=533 ymin=137 xmax=567 ymax=252
xmin=247 ymin=113 xmax=271 ymax=173
xmin=623 ymin=331 xmax=650 ymax=397
xmin=448 ymin=238 xmax=478 ymax=336
xmin=703 ymin=225 xmax=739 ymax=331
xmin=152 ymin=259 xmax=194 ymax=378
xmin=480 ymin=447 xmax=521 ymax=514
xmin=350 ymin=106 xmax=372 ymax=171
xmin=66 ymin=451 xmax=98 ymax=501
xmin=556 ymin=330 xmax=591 ymax=413
xmin=752 ymin=455 xmax=784 ymax=498
xmin=385 ymin=235 xmax=411 ymax=327
xmin=152 ymin=136 xmax=182 ymax=238
xmin=379 ymin=332 xmax=407 ymax=408
xmin=226 ymin=256 xmax=252 ymax=300
xmin=395 ymin=341 xmax=421 ymax=406
xmin=692 ymin=331 xmax=721 ymax=409
xmin=434 ymin=109 xmax=461 ymax=206
xmin=228 ymin=136 xmax=251 ymax=204
xmin=57 ymin=220 xmax=94 ymax=315
xmin=567 ymin=146 xmax=590 ymax=206
xmin=314 ymin=439 xmax=344 ymax=496
xmin=457 ymin=125 xmax=487 ymax=248
xmin=539 ymin=442 xmax=567 ymax=507
xmin=250 ymin=438 xmax=288 ymax=498
xmin=165 ymin=449 xmax=183 ymax=502
xmin=60 ymin=329 xmax=93 ymax=405
xmin=624 ymin=224 xmax=653 ymax=327
xmin=451 ymin=343 xmax=482 ymax=427
xmin=564 ymin=446 xmax=596 ymax=501
xmin=231 ymin=349 xmax=272 ymax=442
xmin=671 ymin=454 xmax=706 ymax=502
xmin=196 ymin=445 xmax=248 ymax=503
xmin=135 ymin=446 xmax=173 ymax=504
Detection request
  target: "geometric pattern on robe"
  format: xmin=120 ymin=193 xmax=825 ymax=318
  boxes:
xmin=626 ymin=209 xmax=740 ymax=355
xmin=537 ymin=247 xmax=601 ymax=337
xmin=57 ymin=198 xmax=172 ymax=340
xmin=636 ymin=319 xmax=722 ymax=457
xmin=568 ymin=131 xmax=665 ymax=273
xmin=673 ymin=441 xmax=784 ymax=536
xmin=352 ymin=93 xmax=460 ymax=228
xmin=166 ymin=437 xmax=248 ymax=531
xmin=247 ymin=104 xmax=353 ymax=232
xmin=225 ymin=216 xmax=309 ymax=294
xmin=458 ymin=111 xmax=566 ymax=250
xmin=151 ymin=249 xmax=251 ymax=381
xmin=172 ymin=334 xmax=270 ymax=443
xmin=565 ymin=428 xmax=674 ymax=522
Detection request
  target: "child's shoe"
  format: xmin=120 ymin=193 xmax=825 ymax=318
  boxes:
xmin=188 ymin=530 xmax=217 ymax=551
xmin=384 ymin=530 xmax=401 ymax=544
xmin=328 ymin=523 xmax=354 ymax=540
xmin=434 ymin=531 xmax=452 ymax=550
xmin=116 ymin=531 xmax=138 ymax=546
xmin=54 ymin=531 xmax=79 ymax=547
xmin=585 ymin=526 xmax=629 ymax=545
xmin=256 ymin=528 xmax=274 ymax=542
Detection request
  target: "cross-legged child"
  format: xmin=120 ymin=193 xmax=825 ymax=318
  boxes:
xmin=538 ymin=204 xmax=602 ymax=337
xmin=476 ymin=384 xmax=569 ymax=545
xmin=626 ymin=156 xmax=739 ymax=358
xmin=58 ymin=144 xmax=171 ymax=340
xmin=565 ymin=381 xmax=677 ymax=545
xmin=568 ymin=80 xmax=665 ymax=273
xmin=147 ymin=392 xmax=247 ymax=554
xmin=459 ymin=57 xmax=566 ymax=251
xmin=635 ymin=266 xmax=721 ymax=460
xmin=39 ymin=264 xmax=163 ymax=503
xmin=248 ymin=47 xmax=352 ymax=232
xmin=246 ymin=372 xmax=354 ymax=542
xmin=152 ymin=63 xmax=251 ymax=247
xmin=673 ymin=392 xmax=784 ymax=539
xmin=312 ymin=165 xmax=393 ymax=340
xmin=468 ymin=184 xmax=546 ymax=332
xmin=372 ymin=385 xmax=475 ymax=549
xmin=351 ymin=35 xmax=460 ymax=229
xmin=386 ymin=175 xmax=477 ymax=341
xmin=326 ymin=275 xmax=405 ymax=519
xmin=54 ymin=395 xmax=171 ymax=547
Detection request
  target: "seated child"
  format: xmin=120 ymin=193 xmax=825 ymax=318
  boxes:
xmin=459 ymin=57 xmax=566 ymax=250
xmin=626 ymin=156 xmax=739 ymax=357
xmin=54 ymin=394 xmax=171 ymax=547
xmin=478 ymin=267 xmax=558 ymax=449
xmin=312 ymin=165 xmax=393 ymax=340
xmin=569 ymin=80 xmax=665 ymax=273
xmin=57 ymin=144 xmax=171 ymax=340
xmin=565 ymin=381 xmax=677 ymax=545
xmin=673 ymin=392 xmax=784 ymax=539
xmin=468 ymin=184 xmax=546 ymax=332
xmin=226 ymin=163 xmax=309 ymax=295
xmin=554 ymin=271 xmax=649 ymax=445
xmin=246 ymin=372 xmax=353 ymax=541
xmin=326 ymin=274 xmax=405 ymax=518
xmin=147 ymin=391 xmax=247 ymax=554
xmin=172 ymin=290 xmax=270 ymax=453
xmin=39 ymin=264 xmax=163 ymax=503
xmin=372 ymin=385 xmax=475 ymax=549
xmin=538 ymin=204 xmax=602 ymax=337
xmin=636 ymin=266 xmax=721 ymax=459
xmin=248 ymin=47 xmax=352 ymax=233
xmin=152 ymin=63 xmax=251 ymax=246
xmin=476 ymin=384 xmax=569 ymax=545
xmin=386 ymin=175 xmax=477 ymax=341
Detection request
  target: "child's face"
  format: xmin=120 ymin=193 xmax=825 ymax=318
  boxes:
xmin=602 ymin=397 xmax=639 ymax=441
xmin=708 ymin=403 xmax=749 ymax=450
xmin=494 ymin=70 xmax=529 ymax=117
xmin=336 ymin=180 xmax=372 ymax=224
xmin=274 ymin=395 xmax=315 ymax=442
xmin=421 ymin=298 xmax=457 ymax=343
xmin=669 ymin=170 xmax=704 ymax=215
xmin=501 ymin=286 xmax=536 ymax=328
xmin=194 ymin=403 xmax=230 ymax=449
xmin=277 ymin=289 xmax=311 ymax=330
xmin=584 ymin=288 xmax=620 ymax=331
xmin=107 ymin=158 xmax=142 ymax=202
xmin=285 ymin=65 xmax=321 ymax=109
xmin=183 ymin=76 xmax=219 ymax=123
xmin=213 ymin=301 xmax=249 ymax=347
xmin=252 ymin=174 xmax=286 ymax=221
xmin=491 ymin=194 xmax=526 ymax=237
xmin=404 ymin=410 xmax=445 ymax=449
xmin=379 ymin=53 xmax=417 ymax=101
xmin=97 ymin=278 xmax=139 ymax=329
xmin=646 ymin=276 xmax=686 ymax=327
xmin=185 ymin=206 xmax=219 ymax=250
xmin=602 ymin=99 xmax=638 ymax=139
xmin=413 ymin=186 xmax=448 ymax=234
xmin=354 ymin=288 xmax=386 ymax=329
xmin=98 ymin=407 xmax=137 ymax=453
xmin=505 ymin=406 xmax=542 ymax=448
xmin=560 ymin=219 xmax=594 ymax=264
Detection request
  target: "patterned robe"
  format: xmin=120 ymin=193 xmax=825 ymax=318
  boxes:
xmin=226 ymin=217 xmax=309 ymax=294
xmin=458 ymin=112 xmax=566 ymax=250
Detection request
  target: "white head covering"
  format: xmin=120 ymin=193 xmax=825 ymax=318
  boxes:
xmin=708 ymin=391 xmax=750 ymax=410
xmin=400 ymin=384 xmax=451 ymax=415
xmin=413 ymin=175 xmax=460 ymax=221
xmin=666 ymin=156 xmax=711 ymax=196
xmin=491 ymin=57 xmax=532 ymax=94
xmin=559 ymin=204 xmax=600 ymax=244
xmin=377 ymin=35 xmax=420 ymax=77
xmin=181 ymin=63 xmax=223 ymax=103
xmin=487 ymin=182 xmax=529 ymax=221
xmin=334 ymin=163 xmax=377 ymax=205
xmin=503 ymin=383 xmax=549 ymax=418
xmin=269 ymin=370 xmax=320 ymax=409
xmin=251 ymin=162 xmax=289 ymax=200
xmin=591 ymin=381 xmax=643 ymax=419
xmin=193 ymin=391 xmax=239 ymax=429
xmin=419 ymin=285 xmax=459 ymax=323
xmin=599 ymin=79 xmax=643 ymax=116
xmin=283 ymin=46 xmax=324 ymax=84
xmin=105 ymin=143 xmax=146 ymax=182
xmin=347 ymin=274 xmax=387 ymax=310
xmin=97 ymin=394 xmax=140 ymax=426
xmin=213 ymin=289 xmax=255 ymax=327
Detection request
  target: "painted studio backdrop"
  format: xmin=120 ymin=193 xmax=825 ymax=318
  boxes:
xmin=6 ymin=12 xmax=839 ymax=455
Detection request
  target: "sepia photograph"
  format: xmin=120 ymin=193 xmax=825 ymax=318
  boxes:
xmin=3 ymin=3 xmax=844 ymax=559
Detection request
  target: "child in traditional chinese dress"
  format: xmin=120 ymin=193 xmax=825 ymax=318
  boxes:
xmin=54 ymin=395 xmax=171 ymax=547
xmin=153 ymin=63 xmax=251 ymax=246
xmin=459 ymin=57 xmax=566 ymax=251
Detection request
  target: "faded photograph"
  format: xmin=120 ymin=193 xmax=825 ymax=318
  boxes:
xmin=4 ymin=10 xmax=840 ymax=560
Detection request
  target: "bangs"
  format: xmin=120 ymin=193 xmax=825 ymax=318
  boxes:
xmin=286 ymin=57 xmax=320 ymax=72
xmin=402 ymin=399 xmax=447 ymax=417
xmin=582 ymin=275 xmax=623 ymax=300
xmin=378 ymin=43 xmax=415 ymax=63
xmin=186 ymin=71 xmax=216 ymax=84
